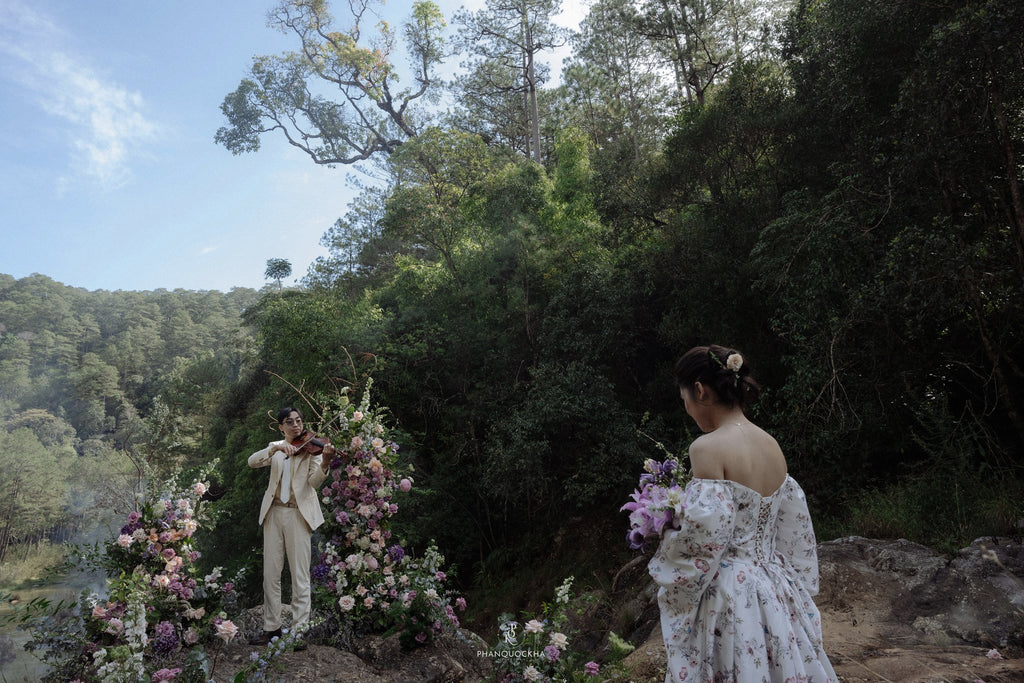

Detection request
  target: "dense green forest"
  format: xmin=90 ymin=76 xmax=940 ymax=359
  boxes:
xmin=0 ymin=274 xmax=259 ymax=564
xmin=3 ymin=0 xmax=1023 ymax=632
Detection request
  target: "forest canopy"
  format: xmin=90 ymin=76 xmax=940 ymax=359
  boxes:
xmin=0 ymin=274 xmax=258 ymax=562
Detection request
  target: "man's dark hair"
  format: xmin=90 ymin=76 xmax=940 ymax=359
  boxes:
xmin=276 ymin=406 xmax=302 ymax=424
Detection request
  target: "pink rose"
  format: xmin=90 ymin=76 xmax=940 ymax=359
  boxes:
xmin=215 ymin=620 xmax=238 ymax=643
xmin=399 ymin=478 xmax=412 ymax=492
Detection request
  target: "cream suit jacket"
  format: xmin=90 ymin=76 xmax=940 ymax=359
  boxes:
xmin=248 ymin=440 xmax=328 ymax=531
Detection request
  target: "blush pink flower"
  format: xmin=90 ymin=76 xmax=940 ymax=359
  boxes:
xmin=215 ymin=620 xmax=238 ymax=643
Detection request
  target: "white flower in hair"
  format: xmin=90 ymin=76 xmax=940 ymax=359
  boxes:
xmin=726 ymin=353 xmax=743 ymax=373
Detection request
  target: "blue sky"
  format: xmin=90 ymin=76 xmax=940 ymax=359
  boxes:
xmin=0 ymin=0 xmax=585 ymax=293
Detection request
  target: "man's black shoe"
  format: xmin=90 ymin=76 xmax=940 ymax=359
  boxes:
xmin=248 ymin=628 xmax=282 ymax=646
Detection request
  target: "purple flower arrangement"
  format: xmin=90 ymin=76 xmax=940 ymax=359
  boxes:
xmin=310 ymin=382 xmax=465 ymax=645
xmin=78 ymin=464 xmax=239 ymax=680
xmin=313 ymin=383 xmax=406 ymax=618
xmin=620 ymin=458 xmax=690 ymax=550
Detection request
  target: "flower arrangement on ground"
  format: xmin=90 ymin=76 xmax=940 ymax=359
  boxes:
xmin=490 ymin=576 xmax=600 ymax=682
xmin=382 ymin=543 xmax=468 ymax=649
xmin=233 ymin=618 xmax=317 ymax=683
xmin=620 ymin=457 xmax=691 ymax=550
xmin=55 ymin=463 xmax=241 ymax=682
xmin=304 ymin=380 xmax=465 ymax=645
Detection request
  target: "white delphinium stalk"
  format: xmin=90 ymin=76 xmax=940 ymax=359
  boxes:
xmin=555 ymin=576 xmax=574 ymax=604
xmin=96 ymin=587 xmax=147 ymax=682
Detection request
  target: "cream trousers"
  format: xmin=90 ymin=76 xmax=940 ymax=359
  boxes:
xmin=261 ymin=504 xmax=312 ymax=632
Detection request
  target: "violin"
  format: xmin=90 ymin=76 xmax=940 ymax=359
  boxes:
xmin=289 ymin=430 xmax=330 ymax=457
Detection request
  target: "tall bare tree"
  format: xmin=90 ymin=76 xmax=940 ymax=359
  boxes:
xmin=562 ymin=0 xmax=671 ymax=162
xmin=216 ymin=0 xmax=447 ymax=165
xmin=453 ymin=0 xmax=567 ymax=163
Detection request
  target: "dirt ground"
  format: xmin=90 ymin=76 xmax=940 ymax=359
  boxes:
xmin=822 ymin=602 xmax=1024 ymax=683
xmin=622 ymin=611 xmax=1024 ymax=683
xmin=208 ymin=606 xmax=1024 ymax=683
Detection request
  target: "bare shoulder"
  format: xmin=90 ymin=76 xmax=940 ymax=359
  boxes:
xmin=688 ymin=433 xmax=726 ymax=479
xmin=759 ymin=428 xmax=786 ymax=462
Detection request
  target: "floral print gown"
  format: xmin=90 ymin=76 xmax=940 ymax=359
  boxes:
xmin=648 ymin=476 xmax=837 ymax=682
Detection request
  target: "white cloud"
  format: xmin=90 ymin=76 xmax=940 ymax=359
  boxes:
xmin=0 ymin=2 xmax=159 ymax=190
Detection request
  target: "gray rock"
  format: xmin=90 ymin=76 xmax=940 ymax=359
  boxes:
xmin=818 ymin=536 xmax=1024 ymax=648
xmin=223 ymin=605 xmax=491 ymax=682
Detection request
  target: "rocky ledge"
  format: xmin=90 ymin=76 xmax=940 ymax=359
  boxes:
xmin=207 ymin=537 xmax=1024 ymax=682
xmin=621 ymin=536 xmax=1024 ymax=682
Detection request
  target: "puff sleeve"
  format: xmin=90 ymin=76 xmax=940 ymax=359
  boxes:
xmin=772 ymin=478 xmax=819 ymax=595
xmin=648 ymin=479 xmax=737 ymax=614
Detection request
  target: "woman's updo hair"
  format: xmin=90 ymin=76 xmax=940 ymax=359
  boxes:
xmin=674 ymin=345 xmax=761 ymax=409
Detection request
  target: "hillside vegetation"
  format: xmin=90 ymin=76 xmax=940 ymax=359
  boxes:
xmin=2 ymin=0 xmax=1022 ymax=649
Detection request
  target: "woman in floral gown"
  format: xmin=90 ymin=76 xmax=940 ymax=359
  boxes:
xmin=650 ymin=345 xmax=837 ymax=682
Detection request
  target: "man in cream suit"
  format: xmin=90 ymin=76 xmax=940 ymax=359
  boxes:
xmin=247 ymin=407 xmax=335 ymax=648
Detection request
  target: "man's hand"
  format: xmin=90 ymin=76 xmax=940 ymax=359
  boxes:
xmin=272 ymin=442 xmax=298 ymax=458
xmin=320 ymin=443 xmax=337 ymax=473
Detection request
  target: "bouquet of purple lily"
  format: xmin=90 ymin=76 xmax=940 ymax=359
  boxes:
xmin=621 ymin=458 xmax=690 ymax=550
